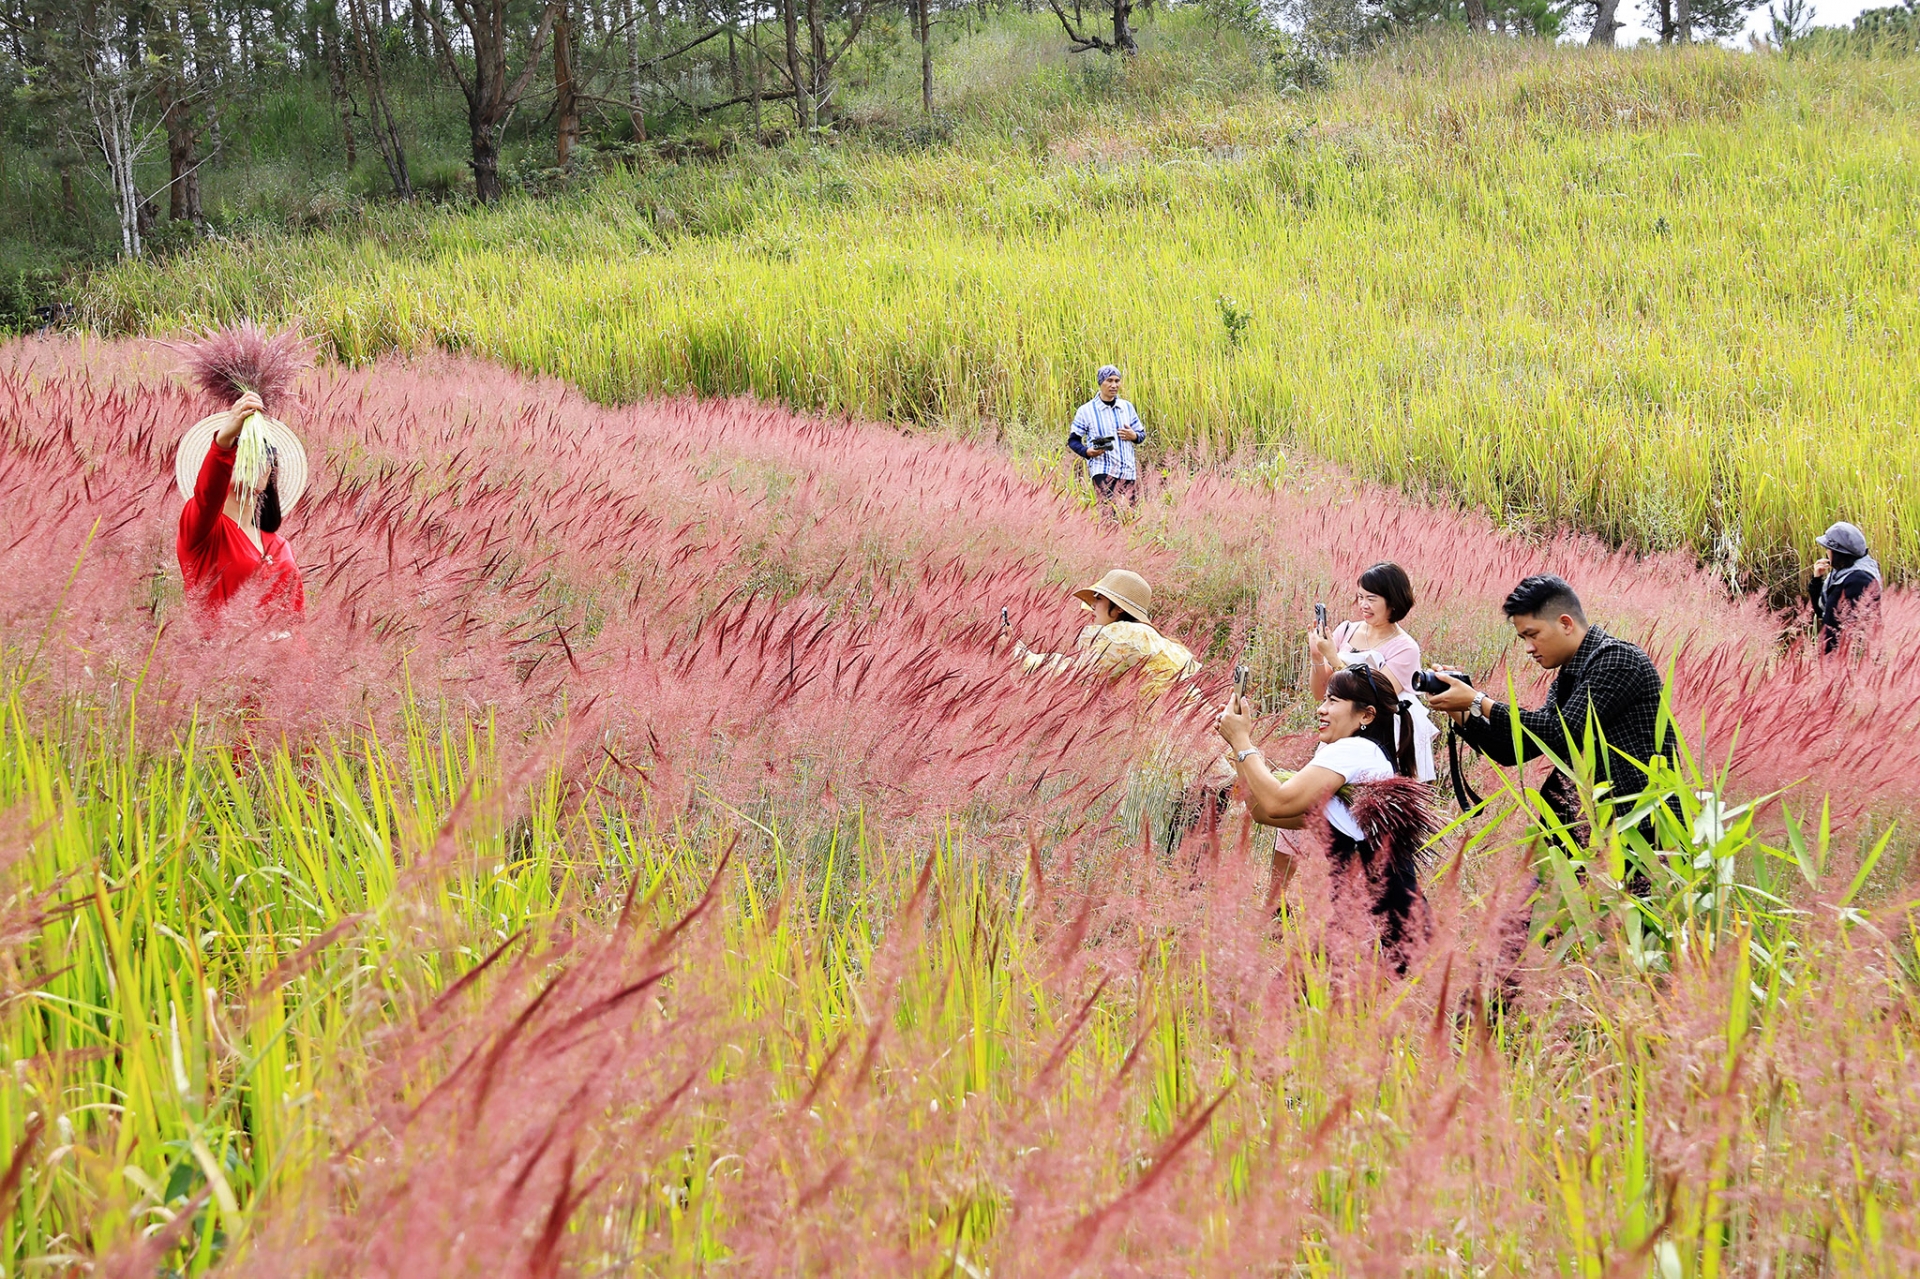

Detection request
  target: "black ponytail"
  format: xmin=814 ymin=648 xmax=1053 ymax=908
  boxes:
xmin=1390 ymin=698 xmax=1415 ymax=778
xmin=257 ymin=448 xmax=283 ymax=534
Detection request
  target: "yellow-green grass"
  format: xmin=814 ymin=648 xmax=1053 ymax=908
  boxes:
xmin=86 ymin=33 xmax=1920 ymax=594
xmin=4 ymin=669 xmax=1917 ymax=1271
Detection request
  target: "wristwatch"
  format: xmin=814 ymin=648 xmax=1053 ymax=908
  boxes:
xmin=1235 ymin=747 xmax=1263 ymax=763
xmin=1470 ymin=691 xmax=1489 ymax=719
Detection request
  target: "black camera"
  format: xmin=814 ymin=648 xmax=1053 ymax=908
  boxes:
xmin=1409 ymin=668 xmax=1471 ymax=696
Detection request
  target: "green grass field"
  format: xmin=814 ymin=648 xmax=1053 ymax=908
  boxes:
xmin=86 ymin=27 xmax=1920 ymax=594
xmin=8 ymin=683 xmax=1910 ymax=1273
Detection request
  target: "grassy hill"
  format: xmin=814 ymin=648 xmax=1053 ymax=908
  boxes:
xmin=9 ymin=332 xmax=1920 ymax=1274
xmin=85 ymin=22 xmax=1920 ymax=594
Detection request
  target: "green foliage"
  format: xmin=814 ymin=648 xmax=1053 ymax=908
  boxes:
xmin=1849 ymin=2 xmax=1920 ymax=51
xmin=1215 ymin=293 xmax=1252 ymax=349
xmin=0 ymin=266 xmax=64 ymax=334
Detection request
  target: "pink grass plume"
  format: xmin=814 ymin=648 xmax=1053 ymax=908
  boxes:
xmin=171 ymin=320 xmax=313 ymax=410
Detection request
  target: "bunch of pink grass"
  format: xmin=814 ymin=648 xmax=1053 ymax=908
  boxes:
xmin=169 ymin=320 xmax=312 ymax=410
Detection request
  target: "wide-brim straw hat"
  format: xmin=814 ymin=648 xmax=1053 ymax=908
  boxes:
xmin=1074 ymin=568 xmax=1153 ymax=625
xmin=174 ymin=413 xmax=309 ymax=515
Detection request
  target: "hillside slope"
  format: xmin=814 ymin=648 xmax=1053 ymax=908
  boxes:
xmin=86 ymin=31 xmax=1920 ymax=592
xmin=7 ymin=336 xmax=1920 ymax=1271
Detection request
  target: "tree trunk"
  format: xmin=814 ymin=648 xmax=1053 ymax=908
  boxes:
xmin=90 ymin=78 xmax=143 ymax=258
xmin=1110 ymin=0 xmax=1136 ymax=53
xmin=186 ymin=0 xmax=223 ymax=164
xmin=783 ymin=0 xmax=807 ymax=128
xmin=421 ymin=0 xmax=560 ymax=203
xmin=60 ymin=166 xmax=77 ymax=219
xmin=325 ymin=28 xmax=358 ymax=170
xmin=470 ymin=111 xmax=503 ymax=203
xmin=749 ymin=13 xmax=762 ymax=136
xmin=1654 ymin=0 xmax=1674 ymax=40
xmin=1674 ymin=0 xmax=1692 ymax=40
xmin=158 ymin=68 xmax=202 ymax=225
xmin=470 ymin=4 xmax=512 ymax=202
xmin=1588 ymin=0 xmax=1621 ymax=44
xmin=805 ymin=0 xmax=828 ymax=125
xmin=918 ymin=0 xmax=932 ymax=115
xmin=1464 ymin=0 xmax=1487 ymax=30
xmin=238 ymin=1 xmax=255 ymax=74
xmin=349 ymin=0 xmax=412 ymax=197
xmin=619 ymin=0 xmax=647 ymax=141
xmin=156 ymin=7 xmax=203 ymax=227
xmin=555 ymin=1 xmax=579 ymax=166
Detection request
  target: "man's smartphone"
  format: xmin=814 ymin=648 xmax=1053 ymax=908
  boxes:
xmin=1314 ymin=602 xmax=1328 ymax=633
xmin=1000 ymin=606 xmax=1010 ymax=630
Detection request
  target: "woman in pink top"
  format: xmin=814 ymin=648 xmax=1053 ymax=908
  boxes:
xmin=1308 ymin=562 xmax=1439 ymax=781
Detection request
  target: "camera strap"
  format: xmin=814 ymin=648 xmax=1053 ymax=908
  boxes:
xmin=1445 ymin=727 xmax=1482 ymax=812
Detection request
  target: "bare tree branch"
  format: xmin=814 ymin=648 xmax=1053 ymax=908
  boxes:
xmin=1046 ymin=0 xmax=1113 ymax=52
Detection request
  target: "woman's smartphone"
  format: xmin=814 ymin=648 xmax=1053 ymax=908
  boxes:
xmin=1233 ymin=661 xmax=1249 ymax=699
xmin=1313 ymin=602 xmax=1328 ymax=632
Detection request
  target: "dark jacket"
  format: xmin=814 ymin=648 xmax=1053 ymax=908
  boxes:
xmin=1453 ymin=627 xmax=1664 ymax=826
xmin=1811 ymin=557 xmax=1882 ymax=653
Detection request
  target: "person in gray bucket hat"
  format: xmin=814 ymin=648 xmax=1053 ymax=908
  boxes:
xmin=1067 ymin=364 xmax=1147 ymax=523
xmin=1810 ymin=521 xmax=1882 ymax=654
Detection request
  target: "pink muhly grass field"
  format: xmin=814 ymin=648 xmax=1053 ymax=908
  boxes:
xmin=3 ymin=334 xmax=1914 ymax=839
xmin=7 ymin=336 xmax=1920 ymax=1273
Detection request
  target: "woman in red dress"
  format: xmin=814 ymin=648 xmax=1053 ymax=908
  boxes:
xmin=175 ymin=388 xmax=308 ymax=621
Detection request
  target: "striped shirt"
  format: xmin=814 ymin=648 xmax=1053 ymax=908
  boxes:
xmin=1070 ymin=395 xmax=1146 ymax=480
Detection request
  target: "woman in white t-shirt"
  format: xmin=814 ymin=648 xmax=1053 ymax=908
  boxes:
xmin=1216 ymin=664 xmax=1434 ymax=972
xmin=1308 ymin=561 xmax=1440 ymax=783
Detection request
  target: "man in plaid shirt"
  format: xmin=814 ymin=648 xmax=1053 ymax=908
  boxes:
xmin=1068 ymin=364 xmax=1146 ymax=522
xmin=1423 ymin=575 xmax=1665 ymax=830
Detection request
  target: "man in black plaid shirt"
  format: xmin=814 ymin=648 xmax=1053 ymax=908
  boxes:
xmin=1423 ymin=575 xmax=1665 ymax=828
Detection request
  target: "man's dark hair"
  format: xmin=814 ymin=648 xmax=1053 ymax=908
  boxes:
xmin=1503 ymin=574 xmax=1586 ymax=624
xmin=1357 ymin=562 xmax=1415 ymax=624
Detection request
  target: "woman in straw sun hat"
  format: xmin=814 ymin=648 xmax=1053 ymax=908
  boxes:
xmin=173 ymin=324 xmax=311 ymax=621
xmin=1012 ymin=568 xmax=1199 ymax=697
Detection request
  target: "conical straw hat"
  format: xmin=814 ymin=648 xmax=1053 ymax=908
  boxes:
xmin=174 ymin=413 xmax=309 ymax=515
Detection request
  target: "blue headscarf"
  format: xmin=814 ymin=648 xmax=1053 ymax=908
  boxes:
xmin=1096 ymin=364 xmax=1121 ymax=386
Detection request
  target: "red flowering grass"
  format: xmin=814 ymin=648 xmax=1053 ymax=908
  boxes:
xmin=5 ymin=333 xmax=1918 ymax=850
xmin=3 ymin=321 xmax=1917 ymax=1270
xmin=167 ymin=770 xmax=1920 ymax=1275
xmin=169 ymin=320 xmax=313 ymax=410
